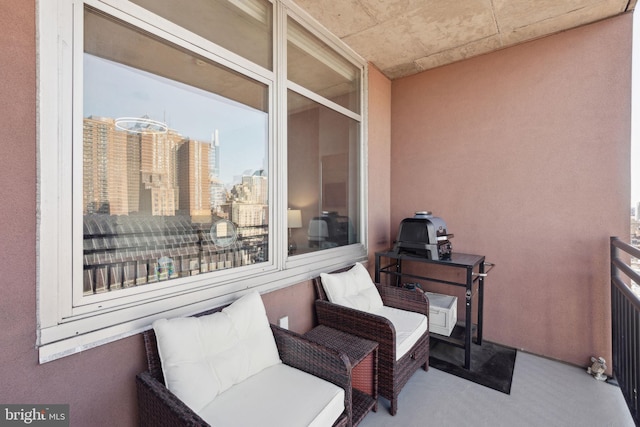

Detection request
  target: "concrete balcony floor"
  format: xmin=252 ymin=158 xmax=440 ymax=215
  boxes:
xmin=360 ymin=351 xmax=634 ymax=426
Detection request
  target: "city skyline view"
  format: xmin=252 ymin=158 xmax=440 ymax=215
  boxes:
xmin=81 ymin=53 xmax=271 ymax=294
xmin=84 ymin=53 xmax=268 ymax=187
xmin=82 ymin=112 xmax=270 ymax=294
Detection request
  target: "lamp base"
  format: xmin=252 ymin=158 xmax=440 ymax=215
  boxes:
xmin=288 ymin=238 xmax=297 ymax=255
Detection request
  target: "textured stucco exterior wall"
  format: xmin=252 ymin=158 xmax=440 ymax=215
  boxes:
xmin=390 ymin=13 xmax=632 ymax=366
xmin=365 ymin=65 xmax=393 ymax=269
xmin=0 ymin=2 xmax=143 ymax=426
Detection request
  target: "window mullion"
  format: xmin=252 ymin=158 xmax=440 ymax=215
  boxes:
xmin=287 ymin=80 xmax=362 ymax=123
xmin=72 ymin=0 xmax=88 ymax=309
xmin=275 ymin=0 xmax=288 ymax=266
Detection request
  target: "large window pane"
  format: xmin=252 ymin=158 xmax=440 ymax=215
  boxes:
xmin=83 ymin=8 xmax=269 ymax=295
xmin=131 ymin=0 xmax=273 ymax=70
xmin=287 ymin=91 xmax=360 ymax=254
xmin=287 ymin=18 xmax=360 ymax=113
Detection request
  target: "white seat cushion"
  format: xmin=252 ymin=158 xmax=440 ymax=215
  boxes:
xmin=371 ymin=305 xmax=428 ymax=360
xmin=199 ymin=363 xmax=345 ymax=427
xmin=152 ymin=291 xmax=281 ymax=412
xmin=320 ymin=262 xmax=384 ymax=312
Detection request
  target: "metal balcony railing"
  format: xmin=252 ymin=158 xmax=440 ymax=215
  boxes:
xmin=610 ymin=236 xmax=640 ymax=425
xmin=82 ymin=214 xmax=268 ymax=295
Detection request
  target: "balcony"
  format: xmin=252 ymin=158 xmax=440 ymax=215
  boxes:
xmin=360 ymin=350 xmax=634 ymax=426
xmin=2 ymin=1 xmax=639 ymax=426
xmin=357 ymin=236 xmax=640 ymax=426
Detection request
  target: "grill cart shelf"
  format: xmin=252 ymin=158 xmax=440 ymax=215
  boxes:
xmin=375 ymin=250 xmax=492 ymax=370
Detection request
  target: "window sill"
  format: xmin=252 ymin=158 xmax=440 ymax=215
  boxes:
xmin=38 ymin=245 xmax=367 ymax=363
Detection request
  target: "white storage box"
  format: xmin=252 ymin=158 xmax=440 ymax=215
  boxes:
xmin=425 ymin=292 xmax=457 ymax=336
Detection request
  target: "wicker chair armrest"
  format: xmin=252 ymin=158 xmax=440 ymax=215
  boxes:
xmin=375 ymin=284 xmax=430 ymax=316
xmin=136 ymin=371 xmax=209 ymax=427
xmin=314 ymin=299 xmax=396 ymax=356
xmin=271 ymin=324 xmax=352 ymax=386
xmin=271 ymin=324 xmax=352 ymax=426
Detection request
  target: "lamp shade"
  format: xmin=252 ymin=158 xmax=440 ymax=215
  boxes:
xmin=287 ymin=209 xmax=302 ymax=229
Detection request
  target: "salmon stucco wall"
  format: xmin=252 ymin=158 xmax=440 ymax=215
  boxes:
xmin=390 ymin=14 xmax=632 ymax=367
xmin=0 ymin=2 xmax=144 ymax=426
xmin=366 ymin=64 xmax=393 ymax=269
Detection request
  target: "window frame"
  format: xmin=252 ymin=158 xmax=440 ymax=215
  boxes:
xmin=37 ymin=0 xmax=368 ymax=362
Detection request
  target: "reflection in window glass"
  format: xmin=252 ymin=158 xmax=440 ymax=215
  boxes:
xmin=287 ymin=91 xmax=360 ymax=254
xmin=82 ymin=8 xmax=269 ymax=295
xmin=131 ymin=0 xmax=273 ymax=70
xmin=287 ymin=17 xmax=360 ymax=113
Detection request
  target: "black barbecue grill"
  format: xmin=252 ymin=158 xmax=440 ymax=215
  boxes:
xmin=392 ymin=211 xmax=453 ymax=260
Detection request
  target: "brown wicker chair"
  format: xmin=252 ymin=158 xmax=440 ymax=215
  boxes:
xmin=136 ymin=304 xmax=352 ymax=427
xmin=314 ymin=265 xmax=430 ymax=415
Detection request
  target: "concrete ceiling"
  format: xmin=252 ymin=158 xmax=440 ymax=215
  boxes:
xmin=292 ymin=0 xmax=637 ymax=79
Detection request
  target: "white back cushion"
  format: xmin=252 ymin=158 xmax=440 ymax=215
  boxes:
xmin=320 ymin=262 xmax=383 ymax=312
xmin=152 ymin=291 xmax=281 ymax=412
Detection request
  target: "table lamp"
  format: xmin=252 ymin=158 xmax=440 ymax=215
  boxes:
xmin=287 ymin=209 xmax=302 ymax=255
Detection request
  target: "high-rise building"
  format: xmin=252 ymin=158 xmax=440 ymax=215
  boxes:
xmin=209 ymin=176 xmax=227 ymax=215
xmin=138 ymin=128 xmax=183 ymax=216
xmin=126 ymin=132 xmax=141 ymax=213
xmin=239 ymin=170 xmax=268 ymax=204
xmin=229 ymin=170 xmax=268 ymax=227
xmin=83 ymin=116 xmax=137 ymax=215
xmin=209 ymin=130 xmax=222 ymax=209
xmin=178 ymin=139 xmax=212 ymax=222
xmin=209 ymin=130 xmax=220 ymax=178
xmin=232 ymin=203 xmax=268 ymax=227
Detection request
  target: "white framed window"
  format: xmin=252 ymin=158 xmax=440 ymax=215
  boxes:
xmin=286 ymin=15 xmax=363 ymax=257
xmin=37 ymin=0 xmax=367 ymax=362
